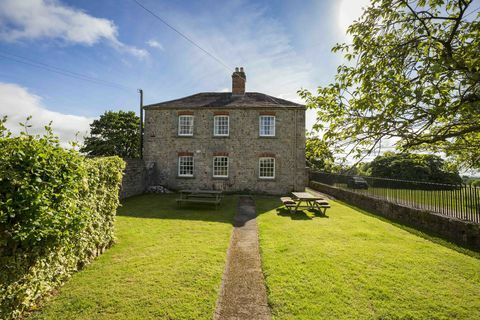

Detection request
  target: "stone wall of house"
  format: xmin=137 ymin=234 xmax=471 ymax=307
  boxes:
xmin=119 ymin=159 xmax=146 ymax=199
xmin=143 ymin=107 xmax=306 ymax=195
xmin=309 ymin=181 xmax=480 ymax=250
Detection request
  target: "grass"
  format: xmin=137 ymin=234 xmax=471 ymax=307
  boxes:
xmin=29 ymin=194 xmax=237 ymax=320
xmin=256 ymin=197 xmax=480 ymax=320
xmin=28 ymin=193 xmax=480 ymax=319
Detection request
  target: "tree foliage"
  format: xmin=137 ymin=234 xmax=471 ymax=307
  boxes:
xmin=81 ymin=110 xmax=140 ymax=158
xmin=363 ymin=152 xmax=462 ymax=184
xmin=306 ymin=134 xmax=344 ymax=172
xmin=300 ymin=0 xmax=480 ymax=169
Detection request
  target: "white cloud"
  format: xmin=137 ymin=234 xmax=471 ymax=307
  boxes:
xmin=146 ymin=39 xmax=164 ymax=51
xmin=0 ymin=0 xmax=148 ymax=59
xmin=0 ymin=82 xmax=92 ymax=147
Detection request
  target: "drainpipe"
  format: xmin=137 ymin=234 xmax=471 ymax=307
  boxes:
xmin=139 ymin=89 xmax=143 ymax=159
xmin=294 ymin=109 xmax=298 ymax=191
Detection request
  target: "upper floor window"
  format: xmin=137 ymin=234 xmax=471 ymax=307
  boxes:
xmin=213 ymin=156 xmax=229 ymax=178
xmin=259 ymin=157 xmax=275 ymax=179
xmin=214 ymin=115 xmax=229 ymax=136
xmin=259 ymin=115 xmax=275 ymax=137
xmin=178 ymin=156 xmax=194 ymax=177
xmin=178 ymin=115 xmax=194 ymax=136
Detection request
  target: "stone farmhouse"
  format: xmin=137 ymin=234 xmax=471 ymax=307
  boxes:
xmin=142 ymin=67 xmax=306 ymax=194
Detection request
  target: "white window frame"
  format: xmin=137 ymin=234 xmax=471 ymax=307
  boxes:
xmin=259 ymin=157 xmax=275 ymax=179
xmin=213 ymin=115 xmax=229 ymax=136
xmin=213 ymin=156 xmax=229 ymax=178
xmin=178 ymin=156 xmax=194 ymax=177
xmin=259 ymin=115 xmax=276 ymax=137
xmin=178 ymin=115 xmax=194 ymax=136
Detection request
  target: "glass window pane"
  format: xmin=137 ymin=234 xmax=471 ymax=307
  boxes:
xmin=259 ymin=157 xmax=275 ymax=178
xmin=214 ymin=116 xmax=229 ymax=136
xmin=213 ymin=156 xmax=229 ymax=177
xmin=260 ymin=116 xmax=275 ymax=136
xmin=178 ymin=156 xmax=194 ymax=176
xmin=179 ymin=115 xmax=194 ymax=135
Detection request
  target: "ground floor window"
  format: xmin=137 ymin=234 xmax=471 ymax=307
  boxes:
xmin=259 ymin=157 xmax=275 ymax=179
xmin=178 ymin=156 xmax=194 ymax=177
xmin=213 ymin=156 xmax=229 ymax=177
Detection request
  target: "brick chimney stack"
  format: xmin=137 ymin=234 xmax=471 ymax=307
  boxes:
xmin=232 ymin=67 xmax=246 ymax=95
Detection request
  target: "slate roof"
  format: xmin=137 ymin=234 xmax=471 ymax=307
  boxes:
xmin=143 ymin=92 xmax=304 ymax=109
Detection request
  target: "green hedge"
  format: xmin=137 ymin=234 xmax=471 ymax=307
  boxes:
xmin=0 ymin=124 xmax=125 ymax=319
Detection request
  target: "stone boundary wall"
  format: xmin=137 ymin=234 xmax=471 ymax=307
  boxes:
xmin=120 ymin=159 xmax=146 ymax=199
xmin=309 ymin=181 xmax=480 ymax=250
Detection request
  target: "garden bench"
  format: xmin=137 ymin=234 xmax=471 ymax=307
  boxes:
xmin=176 ymin=189 xmax=223 ymax=209
xmin=280 ymin=192 xmax=330 ymax=215
xmin=280 ymin=196 xmax=297 ymax=211
xmin=315 ymin=199 xmax=331 ymax=215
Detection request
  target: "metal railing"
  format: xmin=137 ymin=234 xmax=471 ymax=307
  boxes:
xmin=309 ymin=171 xmax=480 ymax=224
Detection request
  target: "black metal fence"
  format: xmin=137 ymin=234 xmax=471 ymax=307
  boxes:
xmin=309 ymin=171 xmax=480 ymax=224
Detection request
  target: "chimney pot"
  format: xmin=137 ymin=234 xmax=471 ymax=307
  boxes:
xmin=232 ymin=67 xmax=246 ymax=95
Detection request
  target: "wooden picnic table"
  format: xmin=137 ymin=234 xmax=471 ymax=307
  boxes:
xmin=180 ymin=189 xmax=223 ymax=196
xmin=291 ymin=192 xmax=325 ymax=213
xmin=177 ymin=189 xmax=223 ymax=208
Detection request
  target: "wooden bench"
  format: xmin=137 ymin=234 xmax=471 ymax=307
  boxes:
xmin=280 ymin=196 xmax=330 ymax=215
xmin=280 ymin=197 xmax=297 ymax=212
xmin=176 ymin=190 xmax=223 ymax=209
xmin=176 ymin=197 xmax=221 ymax=207
xmin=315 ymin=199 xmax=331 ymax=215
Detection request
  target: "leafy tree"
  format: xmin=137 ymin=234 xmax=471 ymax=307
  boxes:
xmin=299 ymin=0 xmax=480 ymax=169
xmin=81 ymin=111 xmax=140 ymax=158
xmin=306 ymin=134 xmax=344 ymax=172
xmin=364 ymin=152 xmax=462 ymax=184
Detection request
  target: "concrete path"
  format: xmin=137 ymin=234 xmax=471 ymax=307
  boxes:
xmin=213 ymin=196 xmax=271 ymax=320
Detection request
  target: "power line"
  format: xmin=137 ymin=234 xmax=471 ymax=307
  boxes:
xmin=464 ymin=5 xmax=480 ymax=19
xmin=133 ymin=0 xmax=292 ymax=109
xmin=132 ymin=0 xmax=232 ymax=72
xmin=0 ymin=51 xmax=133 ymax=91
xmin=131 ymin=0 xmax=288 ymax=106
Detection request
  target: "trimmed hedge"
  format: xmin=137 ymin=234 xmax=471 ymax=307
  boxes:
xmin=0 ymin=124 xmax=125 ymax=319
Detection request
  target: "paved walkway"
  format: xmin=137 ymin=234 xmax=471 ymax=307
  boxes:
xmin=214 ymin=196 xmax=271 ymax=320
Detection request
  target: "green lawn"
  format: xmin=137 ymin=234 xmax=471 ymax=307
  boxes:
xmin=256 ymin=197 xmax=480 ymax=320
xmin=30 ymin=194 xmax=237 ymax=320
xmin=28 ymin=193 xmax=480 ymax=320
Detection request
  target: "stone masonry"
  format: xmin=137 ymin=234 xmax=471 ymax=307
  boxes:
xmin=143 ymin=107 xmax=306 ymax=194
xmin=119 ymin=159 xmax=146 ymax=199
xmin=142 ymin=68 xmax=306 ymax=195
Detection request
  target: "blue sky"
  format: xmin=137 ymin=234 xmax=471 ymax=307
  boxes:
xmin=0 ymin=0 xmax=369 ymax=143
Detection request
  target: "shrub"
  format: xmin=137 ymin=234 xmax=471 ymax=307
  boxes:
xmin=0 ymin=121 xmax=125 ymax=319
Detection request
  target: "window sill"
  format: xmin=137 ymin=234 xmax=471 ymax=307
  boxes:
xmin=212 ymin=135 xmax=230 ymax=138
xmin=177 ymin=135 xmax=194 ymax=138
xmin=177 ymin=175 xmax=195 ymax=179
xmin=212 ymin=176 xmax=229 ymax=180
xmin=258 ymin=135 xmax=277 ymax=139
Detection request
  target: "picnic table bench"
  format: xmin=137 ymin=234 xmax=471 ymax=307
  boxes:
xmin=176 ymin=189 xmax=223 ymax=209
xmin=280 ymin=192 xmax=330 ymax=215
